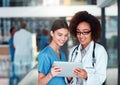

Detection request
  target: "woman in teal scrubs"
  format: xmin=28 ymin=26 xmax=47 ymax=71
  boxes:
xmin=38 ymin=19 xmax=69 ymax=85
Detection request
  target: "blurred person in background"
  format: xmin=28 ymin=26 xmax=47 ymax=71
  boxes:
xmin=38 ymin=19 xmax=69 ymax=85
xmin=9 ymin=26 xmax=18 ymax=85
xmin=36 ymin=28 xmax=41 ymax=51
xmin=39 ymin=28 xmax=50 ymax=50
xmin=14 ymin=22 xmax=33 ymax=84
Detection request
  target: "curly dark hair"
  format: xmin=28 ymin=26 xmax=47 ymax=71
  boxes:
xmin=69 ymin=11 xmax=101 ymax=42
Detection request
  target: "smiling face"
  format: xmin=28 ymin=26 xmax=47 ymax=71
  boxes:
xmin=50 ymin=28 xmax=69 ymax=47
xmin=76 ymin=21 xmax=92 ymax=49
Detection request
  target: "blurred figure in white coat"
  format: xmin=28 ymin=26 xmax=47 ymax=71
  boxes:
xmin=14 ymin=22 xmax=33 ymax=83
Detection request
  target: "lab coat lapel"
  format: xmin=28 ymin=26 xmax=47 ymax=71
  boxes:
xmin=74 ymin=45 xmax=82 ymax=62
xmin=82 ymin=41 xmax=94 ymax=63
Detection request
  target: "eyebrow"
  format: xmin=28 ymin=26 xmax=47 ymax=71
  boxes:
xmin=76 ymin=29 xmax=91 ymax=31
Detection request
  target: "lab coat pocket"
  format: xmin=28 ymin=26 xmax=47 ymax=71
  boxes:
xmin=85 ymin=67 xmax=95 ymax=74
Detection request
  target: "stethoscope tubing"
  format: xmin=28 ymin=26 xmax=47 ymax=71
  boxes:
xmin=70 ymin=42 xmax=96 ymax=67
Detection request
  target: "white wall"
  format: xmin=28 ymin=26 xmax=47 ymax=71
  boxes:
xmin=0 ymin=5 xmax=117 ymax=18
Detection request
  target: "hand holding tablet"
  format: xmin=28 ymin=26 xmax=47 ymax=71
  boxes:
xmin=53 ymin=61 xmax=83 ymax=77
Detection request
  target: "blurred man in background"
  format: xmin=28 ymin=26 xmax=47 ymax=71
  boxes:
xmin=14 ymin=22 xmax=33 ymax=84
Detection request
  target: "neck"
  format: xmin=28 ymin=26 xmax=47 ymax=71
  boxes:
xmin=49 ymin=43 xmax=59 ymax=52
xmin=49 ymin=42 xmax=60 ymax=57
xmin=81 ymin=45 xmax=86 ymax=50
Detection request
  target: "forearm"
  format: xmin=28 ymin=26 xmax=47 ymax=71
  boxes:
xmin=38 ymin=73 xmax=53 ymax=85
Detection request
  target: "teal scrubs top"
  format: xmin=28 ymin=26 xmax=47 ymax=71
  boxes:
xmin=38 ymin=46 xmax=67 ymax=85
xmin=9 ymin=37 xmax=15 ymax=62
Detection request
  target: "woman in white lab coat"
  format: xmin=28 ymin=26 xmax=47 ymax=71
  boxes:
xmin=66 ymin=11 xmax=108 ymax=85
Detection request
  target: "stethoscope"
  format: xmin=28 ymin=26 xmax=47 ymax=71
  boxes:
xmin=70 ymin=42 xmax=96 ymax=67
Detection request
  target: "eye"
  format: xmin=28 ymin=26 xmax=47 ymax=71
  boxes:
xmin=83 ymin=31 xmax=91 ymax=34
xmin=76 ymin=30 xmax=91 ymax=35
xmin=65 ymin=34 xmax=68 ymax=37
xmin=82 ymin=32 xmax=89 ymax=35
xmin=76 ymin=31 xmax=80 ymax=34
xmin=58 ymin=33 xmax=62 ymax=36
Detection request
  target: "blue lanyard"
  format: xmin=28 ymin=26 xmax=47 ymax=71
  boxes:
xmin=70 ymin=42 xmax=96 ymax=67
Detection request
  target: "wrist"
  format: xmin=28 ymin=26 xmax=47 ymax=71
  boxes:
xmin=49 ymin=72 xmax=53 ymax=78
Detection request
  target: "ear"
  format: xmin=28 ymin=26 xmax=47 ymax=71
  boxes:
xmin=50 ymin=31 xmax=53 ymax=37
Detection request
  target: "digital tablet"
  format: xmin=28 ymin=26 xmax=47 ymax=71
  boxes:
xmin=53 ymin=61 xmax=83 ymax=77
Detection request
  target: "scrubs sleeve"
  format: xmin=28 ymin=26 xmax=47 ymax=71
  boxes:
xmin=38 ymin=53 xmax=51 ymax=75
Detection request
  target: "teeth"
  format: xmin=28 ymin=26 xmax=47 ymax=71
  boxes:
xmin=60 ymin=41 xmax=64 ymax=43
xmin=59 ymin=41 xmax=64 ymax=44
xmin=80 ymin=39 xmax=84 ymax=41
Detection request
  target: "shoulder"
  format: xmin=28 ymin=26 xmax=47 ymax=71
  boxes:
xmin=14 ymin=31 xmax=20 ymax=38
xmin=22 ymin=30 xmax=32 ymax=37
xmin=95 ymin=43 xmax=108 ymax=56
xmin=14 ymin=29 xmax=23 ymax=35
xmin=38 ymin=46 xmax=51 ymax=59
xmin=95 ymin=43 xmax=108 ymax=64
xmin=9 ymin=37 xmax=12 ymax=41
xmin=24 ymin=30 xmax=31 ymax=35
xmin=95 ymin=43 xmax=106 ymax=51
xmin=8 ymin=38 xmax=12 ymax=44
xmin=14 ymin=30 xmax=19 ymax=35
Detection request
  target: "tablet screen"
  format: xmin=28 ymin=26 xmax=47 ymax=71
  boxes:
xmin=53 ymin=61 xmax=83 ymax=77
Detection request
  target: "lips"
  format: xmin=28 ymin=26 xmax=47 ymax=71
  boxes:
xmin=60 ymin=41 xmax=65 ymax=45
xmin=79 ymin=38 xmax=85 ymax=43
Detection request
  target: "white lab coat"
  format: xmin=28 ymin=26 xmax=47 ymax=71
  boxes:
xmin=14 ymin=29 xmax=33 ymax=75
xmin=67 ymin=41 xmax=108 ymax=85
